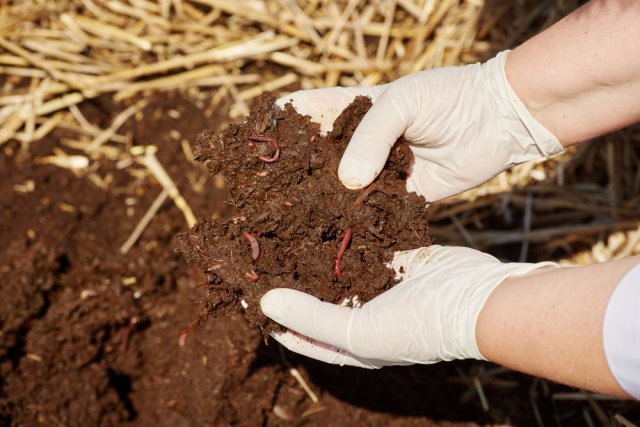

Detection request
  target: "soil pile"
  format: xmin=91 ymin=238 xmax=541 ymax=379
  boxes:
xmin=176 ymin=93 xmax=431 ymax=331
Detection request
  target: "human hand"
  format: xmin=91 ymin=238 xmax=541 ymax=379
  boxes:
xmin=260 ymin=245 xmax=557 ymax=368
xmin=277 ymin=51 xmax=563 ymax=202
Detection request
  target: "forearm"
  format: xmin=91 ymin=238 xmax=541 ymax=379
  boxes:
xmin=476 ymin=256 xmax=640 ymax=397
xmin=506 ymin=0 xmax=640 ymax=146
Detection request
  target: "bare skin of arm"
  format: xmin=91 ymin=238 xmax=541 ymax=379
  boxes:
xmin=477 ymin=257 xmax=639 ymax=398
xmin=476 ymin=0 xmax=640 ymax=397
xmin=506 ymin=0 xmax=640 ymax=146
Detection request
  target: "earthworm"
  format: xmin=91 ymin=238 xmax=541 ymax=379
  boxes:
xmin=245 ymin=270 xmax=259 ymax=282
xmin=331 ymin=183 xmax=377 ymax=281
xmin=120 ymin=316 xmax=139 ymax=353
xmin=334 ymin=227 xmax=353 ymax=281
xmin=178 ymin=317 xmax=200 ymax=347
xmin=243 ymin=232 xmax=260 ymax=261
xmin=353 ymin=183 xmax=378 ymax=207
xmin=247 ymin=135 xmax=280 ymax=163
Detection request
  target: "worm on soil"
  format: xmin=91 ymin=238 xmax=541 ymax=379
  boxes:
xmin=178 ymin=317 xmax=200 ymax=347
xmin=242 ymin=232 xmax=260 ymax=261
xmin=244 ymin=270 xmax=259 ymax=282
xmin=353 ymin=183 xmax=378 ymax=207
xmin=247 ymin=135 xmax=280 ymax=163
xmin=120 ymin=316 xmax=139 ymax=352
xmin=334 ymin=227 xmax=353 ymax=280
xmin=332 ymin=179 xmax=376 ymax=280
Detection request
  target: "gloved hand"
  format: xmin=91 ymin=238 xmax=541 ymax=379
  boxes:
xmin=277 ymin=51 xmax=564 ymax=202
xmin=260 ymin=245 xmax=558 ymax=368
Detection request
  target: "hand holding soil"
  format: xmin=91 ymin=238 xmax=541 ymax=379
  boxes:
xmin=261 ymin=245 xmax=558 ymax=367
xmin=175 ymin=92 xmax=431 ymax=334
xmin=279 ymin=52 xmax=564 ymax=202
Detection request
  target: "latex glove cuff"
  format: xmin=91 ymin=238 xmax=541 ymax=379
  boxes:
xmin=493 ymin=51 xmax=564 ymax=158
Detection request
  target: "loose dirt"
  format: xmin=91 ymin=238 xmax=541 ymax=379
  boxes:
xmin=176 ymin=93 xmax=430 ymax=332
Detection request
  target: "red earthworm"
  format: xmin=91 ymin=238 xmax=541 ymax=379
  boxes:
xmin=247 ymin=135 xmax=280 ymax=163
xmin=178 ymin=333 xmax=188 ymax=348
xmin=353 ymin=183 xmax=378 ymax=207
xmin=243 ymin=232 xmax=260 ymax=261
xmin=244 ymin=270 xmax=259 ymax=282
xmin=334 ymin=227 xmax=353 ymax=281
xmin=178 ymin=317 xmax=200 ymax=347
xmin=120 ymin=316 xmax=139 ymax=353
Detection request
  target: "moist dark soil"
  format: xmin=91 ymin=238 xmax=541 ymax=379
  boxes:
xmin=176 ymin=93 xmax=430 ymax=332
xmin=1 ymin=92 xmax=638 ymax=427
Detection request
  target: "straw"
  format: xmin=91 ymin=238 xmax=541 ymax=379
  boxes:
xmin=120 ymin=189 xmax=170 ymax=254
xmin=137 ymin=149 xmax=197 ymax=228
xmin=1 ymin=0 xmax=637 ymax=266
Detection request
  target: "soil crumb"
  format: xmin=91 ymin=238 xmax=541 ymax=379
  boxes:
xmin=175 ymin=92 xmax=431 ymax=332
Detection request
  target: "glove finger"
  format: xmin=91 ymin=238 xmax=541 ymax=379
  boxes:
xmin=270 ymin=330 xmax=385 ymax=369
xmin=276 ymin=86 xmax=386 ymax=134
xmin=261 ymin=289 xmax=420 ymax=364
xmin=261 ymin=288 xmax=354 ymax=350
xmin=338 ymin=88 xmax=409 ymax=189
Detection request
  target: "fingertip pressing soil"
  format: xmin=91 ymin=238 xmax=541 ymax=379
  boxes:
xmin=175 ymin=92 xmax=431 ymax=333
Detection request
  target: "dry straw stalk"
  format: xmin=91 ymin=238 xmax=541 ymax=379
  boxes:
xmin=1 ymin=0 xmax=639 ymax=262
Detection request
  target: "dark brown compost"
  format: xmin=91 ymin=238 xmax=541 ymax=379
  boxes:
xmin=175 ymin=92 xmax=431 ymax=332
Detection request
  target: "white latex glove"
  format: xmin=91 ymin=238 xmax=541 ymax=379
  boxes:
xmin=260 ymin=245 xmax=558 ymax=368
xmin=277 ymin=50 xmax=564 ymax=202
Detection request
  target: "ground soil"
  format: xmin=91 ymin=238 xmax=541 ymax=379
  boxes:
xmin=1 ymin=93 xmax=638 ymax=427
xmin=175 ymin=93 xmax=430 ymax=332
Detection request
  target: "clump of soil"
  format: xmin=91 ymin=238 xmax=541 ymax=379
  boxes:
xmin=176 ymin=92 xmax=431 ymax=332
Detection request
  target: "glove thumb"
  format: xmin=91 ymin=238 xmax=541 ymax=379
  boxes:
xmin=260 ymin=288 xmax=353 ymax=350
xmin=338 ymin=90 xmax=409 ymax=189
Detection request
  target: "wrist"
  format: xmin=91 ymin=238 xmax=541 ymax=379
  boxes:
xmin=457 ymin=256 xmax=558 ymax=361
xmin=490 ymin=51 xmax=563 ymax=158
xmin=504 ymin=1 xmax=640 ymax=146
xmin=504 ymin=48 xmax=573 ymax=147
xmin=475 ymin=266 xmax=554 ymax=361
